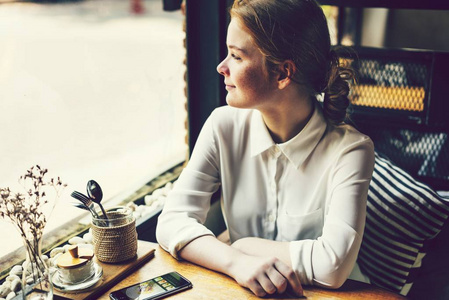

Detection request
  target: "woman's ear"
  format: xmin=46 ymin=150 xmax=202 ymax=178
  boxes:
xmin=277 ymin=60 xmax=296 ymax=89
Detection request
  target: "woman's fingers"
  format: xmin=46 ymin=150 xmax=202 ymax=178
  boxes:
xmin=230 ymin=253 xmax=303 ymax=297
xmin=266 ymin=266 xmax=288 ymax=294
xmin=252 ymin=258 xmax=299 ymax=296
xmin=256 ymin=273 xmax=277 ymax=295
xmin=274 ymin=259 xmax=304 ymax=296
xmin=247 ymin=278 xmax=268 ymax=297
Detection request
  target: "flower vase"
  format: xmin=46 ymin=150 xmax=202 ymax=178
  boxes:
xmin=20 ymin=235 xmax=53 ymax=300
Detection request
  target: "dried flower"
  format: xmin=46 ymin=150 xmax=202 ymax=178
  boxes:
xmin=0 ymin=165 xmax=67 ymax=290
xmin=0 ymin=165 xmax=66 ymax=240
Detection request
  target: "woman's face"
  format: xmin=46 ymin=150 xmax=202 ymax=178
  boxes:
xmin=217 ymin=19 xmax=278 ymax=110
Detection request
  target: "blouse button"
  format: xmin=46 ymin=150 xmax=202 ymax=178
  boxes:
xmin=268 ymin=212 xmax=276 ymax=223
xmin=271 ymin=146 xmax=281 ymax=158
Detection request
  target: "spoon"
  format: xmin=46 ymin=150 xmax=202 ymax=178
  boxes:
xmin=70 ymin=190 xmax=100 ymax=218
xmin=87 ymin=180 xmax=108 ymax=220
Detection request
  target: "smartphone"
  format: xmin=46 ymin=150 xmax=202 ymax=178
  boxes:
xmin=109 ymin=271 xmax=192 ymax=300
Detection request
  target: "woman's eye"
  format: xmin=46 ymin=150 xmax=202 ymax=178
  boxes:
xmin=231 ymin=54 xmax=241 ymax=60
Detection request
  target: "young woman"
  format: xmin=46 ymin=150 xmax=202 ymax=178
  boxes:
xmin=156 ymin=0 xmax=374 ymax=297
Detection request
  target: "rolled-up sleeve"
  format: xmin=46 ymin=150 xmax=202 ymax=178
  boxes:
xmin=290 ymin=138 xmax=374 ymax=288
xmin=156 ymin=113 xmax=221 ymax=258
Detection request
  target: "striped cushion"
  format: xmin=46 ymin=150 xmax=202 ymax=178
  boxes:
xmin=358 ymin=153 xmax=449 ymax=296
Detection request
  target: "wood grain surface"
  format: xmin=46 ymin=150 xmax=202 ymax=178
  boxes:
xmin=54 ymin=240 xmax=406 ymax=299
xmin=99 ymin=241 xmax=406 ymax=300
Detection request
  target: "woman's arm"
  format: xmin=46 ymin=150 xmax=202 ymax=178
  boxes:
xmin=157 ymin=109 xmax=302 ymax=297
xmin=179 ymin=235 xmax=303 ymax=297
xmin=303 ymin=139 xmax=374 ymax=288
xmin=156 ymin=113 xmax=220 ymax=257
xmin=231 ymin=237 xmax=292 ymax=265
xmin=231 ymin=139 xmax=375 ymax=289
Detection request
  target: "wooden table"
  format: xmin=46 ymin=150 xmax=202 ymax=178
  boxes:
xmin=55 ymin=240 xmax=406 ymax=300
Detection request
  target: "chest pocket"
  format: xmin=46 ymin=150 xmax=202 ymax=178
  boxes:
xmin=278 ymin=208 xmax=323 ymax=241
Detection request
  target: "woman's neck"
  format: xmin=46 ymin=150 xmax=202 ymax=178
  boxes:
xmin=260 ymin=89 xmax=315 ymax=144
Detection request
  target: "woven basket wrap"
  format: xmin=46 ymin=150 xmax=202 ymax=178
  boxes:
xmin=91 ymin=211 xmax=137 ymax=263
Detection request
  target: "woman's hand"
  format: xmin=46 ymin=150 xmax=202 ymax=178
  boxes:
xmin=178 ymin=235 xmax=303 ymax=297
xmin=228 ymin=252 xmax=303 ymax=297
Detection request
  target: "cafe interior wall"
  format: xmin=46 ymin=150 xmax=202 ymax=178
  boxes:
xmin=384 ymin=9 xmax=449 ymax=51
xmin=360 ymin=8 xmax=449 ymax=51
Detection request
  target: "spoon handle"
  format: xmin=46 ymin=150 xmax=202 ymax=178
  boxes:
xmin=98 ymin=203 xmax=109 ymax=220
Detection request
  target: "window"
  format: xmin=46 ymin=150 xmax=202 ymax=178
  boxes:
xmin=0 ymin=0 xmax=186 ymax=270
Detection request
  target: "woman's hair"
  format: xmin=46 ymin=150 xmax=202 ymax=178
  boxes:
xmin=230 ymin=0 xmax=355 ymax=125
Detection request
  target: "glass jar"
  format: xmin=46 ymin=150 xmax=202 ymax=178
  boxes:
xmin=91 ymin=206 xmax=137 ymax=263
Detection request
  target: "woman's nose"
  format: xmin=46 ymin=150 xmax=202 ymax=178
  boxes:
xmin=217 ymin=58 xmax=228 ymax=76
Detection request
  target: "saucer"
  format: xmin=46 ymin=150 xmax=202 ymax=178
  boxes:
xmin=52 ymin=262 xmax=103 ymax=292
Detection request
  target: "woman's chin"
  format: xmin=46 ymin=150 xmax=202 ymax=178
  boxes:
xmin=226 ymin=96 xmax=248 ymax=109
xmin=226 ymin=99 xmax=243 ymax=108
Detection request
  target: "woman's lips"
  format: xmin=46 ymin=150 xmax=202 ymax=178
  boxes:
xmin=225 ymin=84 xmax=236 ymax=90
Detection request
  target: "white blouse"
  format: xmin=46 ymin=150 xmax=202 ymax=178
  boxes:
xmin=156 ymin=103 xmax=375 ymax=288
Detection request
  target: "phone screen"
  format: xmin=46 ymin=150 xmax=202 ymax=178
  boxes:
xmin=109 ymin=272 xmax=192 ymax=300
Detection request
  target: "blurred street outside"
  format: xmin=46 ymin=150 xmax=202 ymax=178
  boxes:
xmin=0 ymin=0 xmax=187 ymax=258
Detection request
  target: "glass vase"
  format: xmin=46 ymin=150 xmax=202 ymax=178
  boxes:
xmin=20 ymin=235 xmax=53 ymax=300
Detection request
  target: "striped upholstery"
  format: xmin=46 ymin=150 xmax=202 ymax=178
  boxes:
xmin=358 ymin=153 xmax=449 ymax=296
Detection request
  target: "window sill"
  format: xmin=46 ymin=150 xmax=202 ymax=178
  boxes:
xmin=0 ymin=161 xmax=184 ymax=281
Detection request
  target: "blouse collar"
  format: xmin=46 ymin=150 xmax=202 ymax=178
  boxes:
xmin=250 ymin=102 xmax=328 ymax=169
